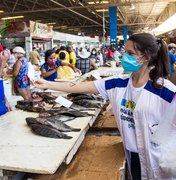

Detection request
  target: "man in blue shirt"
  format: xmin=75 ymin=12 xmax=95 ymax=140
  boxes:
xmin=168 ymin=43 xmax=176 ymax=77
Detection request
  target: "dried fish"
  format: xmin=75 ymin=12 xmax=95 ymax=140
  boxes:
xmin=30 ymin=124 xmax=72 ymax=139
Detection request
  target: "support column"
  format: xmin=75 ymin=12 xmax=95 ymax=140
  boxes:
xmin=109 ymin=6 xmax=117 ymax=45
xmin=25 ymin=36 xmax=32 ymax=59
xmin=123 ymin=25 xmax=128 ymax=44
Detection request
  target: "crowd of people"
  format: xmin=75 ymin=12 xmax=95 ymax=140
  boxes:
xmin=0 ymin=33 xmax=176 ymax=179
xmin=0 ymin=43 xmax=124 ymax=103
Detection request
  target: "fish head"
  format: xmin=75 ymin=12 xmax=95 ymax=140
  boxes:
xmin=26 ymin=117 xmax=38 ymax=127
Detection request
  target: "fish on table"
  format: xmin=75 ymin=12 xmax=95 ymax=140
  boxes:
xmin=72 ymin=99 xmax=103 ymax=108
xmin=67 ymin=93 xmax=104 ymax=102
xmin=29 ymin=124 xmax=72 ymax=139
xmin=46 ymin=108 xmax=93 ymax=117
xmin=26 ymin=117 xmax=81 ymax=132
xmin=15 ymin=104 xmax=46 ymax=112
xmin=38 ymin=113 xmax=76 ymax=122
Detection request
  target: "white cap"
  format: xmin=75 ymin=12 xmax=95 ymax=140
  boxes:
xmin=168 ymin=43 xmax=176 ymax=48
xmin=13 ymin=46 xmax=25 ymax=54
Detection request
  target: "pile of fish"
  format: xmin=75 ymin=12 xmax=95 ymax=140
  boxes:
xmin=15 ymin=92 xmax=57 ymax=112
xmin=15 ymin=92 xmax=104 ymax=113
xmin=16 ymin=92 xmax=104 ymax=139
xmin=26 ymin=115 xmax=81 ymax=139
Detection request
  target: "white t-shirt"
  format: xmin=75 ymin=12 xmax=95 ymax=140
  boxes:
xmin=121 ymin=78 xmax=144 ymax=152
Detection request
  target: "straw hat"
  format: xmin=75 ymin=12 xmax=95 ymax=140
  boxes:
xmin=78 ymin=48 xmax=90 ymax=58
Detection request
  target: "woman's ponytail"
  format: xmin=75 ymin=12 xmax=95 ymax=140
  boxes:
xmin=149 ymin=39 xmax=169 ymax=88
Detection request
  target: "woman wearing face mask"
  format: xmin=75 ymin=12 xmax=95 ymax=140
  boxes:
xmin=41 ymin=49 xmax=80 ymax=81
xmin=33 ymin=33 xmax=176 ymax=179
xmin=12 ymin=46 xmax=31 ymax=100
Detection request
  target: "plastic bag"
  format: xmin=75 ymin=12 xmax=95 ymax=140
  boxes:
xmin=27 ymin=62 xmax=35 ymax=80
xmin=152 ymin=97 xmax=176 ymax=177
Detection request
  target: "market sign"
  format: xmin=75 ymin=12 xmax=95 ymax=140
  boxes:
xmin=30 ymin=21 xmax=53 ymax=39
xmin=0 ymin=21 xmax=30 ymax=38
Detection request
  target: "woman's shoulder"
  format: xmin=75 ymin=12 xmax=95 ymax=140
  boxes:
xmin=41 ymin=63 xmax=48 ymax=69
xmin=98 ymin=74 xmax=130 ymax=90
xmin=163 ymin=78 xmax=176 ymax=92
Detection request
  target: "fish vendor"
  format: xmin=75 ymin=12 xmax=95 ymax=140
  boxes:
xmin=41 ymin=49 xmax=81 ymax=81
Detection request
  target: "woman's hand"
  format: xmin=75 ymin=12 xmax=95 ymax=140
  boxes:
xmin=73 ymin=67 xmax=81 ymax=74
xmin=32 ymin=78 xmax=49 ymax=89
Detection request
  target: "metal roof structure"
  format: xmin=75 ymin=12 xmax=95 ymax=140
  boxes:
xmin=0 ymin=0 xmax=176 ymax=36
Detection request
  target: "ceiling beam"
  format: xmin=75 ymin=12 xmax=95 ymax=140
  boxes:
xmin=12 ymin=0 xmax=19 ymax=13
xmin=53 ymin=21 xmax=162 ymax=29
xmin=50 ymin=0 xmax=102 ymax=26
xmin=1 ymin=3 xmax=130 ymax=15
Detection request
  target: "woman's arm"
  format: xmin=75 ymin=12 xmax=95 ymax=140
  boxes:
xmin=33 ymin=79 xmax=98 ymax=94
xmin=90 ymin=59 xmax=98 ymax=70
xmin=12 ymin=60 xmax=22 ymax=76
xmin=0 ymin=51 xmax=8 ymax=76
xmin=41 ymin=67 xmax=57 ymax=78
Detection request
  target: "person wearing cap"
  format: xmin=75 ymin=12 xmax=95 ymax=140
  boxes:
xmin=0 ymin=49 xmax=11 ymax=115
xmin=75 ymin=48 xmax=97 ymax=74
xmin=12 ymin=46 xmax=31 ymax=100
xmin=41 ymin=49 xmax=80 ymax=81
xmin=168 ymin=43 xmax=176 ymax=77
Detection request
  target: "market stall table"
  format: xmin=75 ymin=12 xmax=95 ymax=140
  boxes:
xmin=0 ymin=108 xmax=101 ymax=175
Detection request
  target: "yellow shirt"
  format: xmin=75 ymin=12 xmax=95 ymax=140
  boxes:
xmin=69 ymin=51 xmax=76 ymax=65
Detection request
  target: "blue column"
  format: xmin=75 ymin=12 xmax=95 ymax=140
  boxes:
xmin=123 ymin=25 xmax=128 ymax=44
xmin=109 ymin=6 xmax=117 ymax=45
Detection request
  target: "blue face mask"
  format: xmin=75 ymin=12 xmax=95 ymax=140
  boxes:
xmin=122 ymin=53 xmax=142 ymax=72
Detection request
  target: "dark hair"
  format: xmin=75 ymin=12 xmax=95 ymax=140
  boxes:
xmin=66 ymin=47 xmax=71 ymax=52
xmin=60 ymin=46 xmax=66 ymax=50
xmin=55 ymin=49 xmax=60 ymax=54
xmin=128 ymin=33 xmax=169 ymax=89
xmin=59 ymin=52 xmax=66 ymax=60
xmin=45 ymin=49 xmax=55 ymax=62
